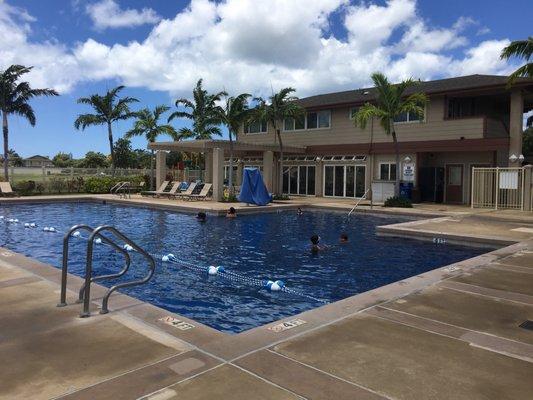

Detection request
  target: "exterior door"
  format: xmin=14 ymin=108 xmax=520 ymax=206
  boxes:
xmin=446 ymin=164 xmax=463 ymax=204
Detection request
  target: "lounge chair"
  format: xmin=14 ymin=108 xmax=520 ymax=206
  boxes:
xmin=184 ymin=183 xmax=212 ymax=201
xmin=0 ymin=182 xmax=18 ymax=197
xmin=174 ymin=182 xmax=197 ymax=199
xmin=160 ymin=181 xmax=183 ymax=198
xmin=141 ymin=181 xmax=170 ymax=197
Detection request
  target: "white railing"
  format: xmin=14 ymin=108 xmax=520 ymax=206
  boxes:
xmin=8 ymin=166 xmax=149 ymax=184
xmin=471 ymin=167 xmax=525 ymax=210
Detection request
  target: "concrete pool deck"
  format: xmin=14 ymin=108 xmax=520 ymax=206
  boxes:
xmin=0 ymin=196 xmax=533 ymax=399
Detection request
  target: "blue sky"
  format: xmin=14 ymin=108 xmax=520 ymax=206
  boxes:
xmin=1 ymin=0 xmax=531 ymax=158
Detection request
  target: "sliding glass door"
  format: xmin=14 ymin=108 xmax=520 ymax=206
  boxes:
xmin=324 ymin=165 xmax=366 ymax=198
xmin=283 ymin=165 xmax=316 ymax=195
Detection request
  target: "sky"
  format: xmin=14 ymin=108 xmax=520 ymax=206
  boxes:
xmin=0 ymin=0 xmax=531 ymax=158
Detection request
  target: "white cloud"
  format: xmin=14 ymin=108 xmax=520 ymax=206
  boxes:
xmin=86 ymin=0 xmax=160 ymax=30
xmin=0 ymin=0 xmax=521 ymax=98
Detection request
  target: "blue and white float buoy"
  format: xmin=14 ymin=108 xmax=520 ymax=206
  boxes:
xmin=207 ymin=265 xmax=225 ymax=275
xmin=94 ymin=238 xmax=102 ymax=244
xmin=30 ymin=223 xmax=36 ymax=228
xmin=264 ymin=280 xmax=285 ymax=292
xmin=43 ymin=227 xmax=50 ymax=231
xmin=123 ymin=244 xmax=134 ymax=252
xmin=24 ymin=223 xmax=30 ymax=228
xmin=71 ymin=231 xmax=81 ymax=238
xmin=161 ymin=253 xmax=175 ymax=262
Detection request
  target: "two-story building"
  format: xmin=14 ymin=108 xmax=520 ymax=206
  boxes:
xmin=150 ymin=74 xmax=533 ymax=204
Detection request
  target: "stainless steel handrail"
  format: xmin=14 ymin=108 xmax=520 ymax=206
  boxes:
xmin=348 ymin=188 xmax=372 ymax=216
xmin=116 ymin=182 xmax=131 ymax=199
xmin=81 ymin=225 xmax=155 ymax=317
xmin=58 ymin=224 xmax=131 ymax=307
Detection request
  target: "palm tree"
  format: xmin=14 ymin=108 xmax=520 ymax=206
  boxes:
xmin=126 ymin=105 xmax=179 ymax=189
xmin=214 ymin=93 xmax=251 ymax=195
xmin=501 ymin=37 xmax=533 ymax=85
xmin=74 ymin=86 xmax=138 ymax=174
xmin=354 ymin=72 xmax=427 ymax=196
xmin=0 ymin=65 xmax=58 ymax=180
xmin=251 ymin=88 xmax=304 ymax=195
xmin=168 ymin=79 xmax=225 ymax=139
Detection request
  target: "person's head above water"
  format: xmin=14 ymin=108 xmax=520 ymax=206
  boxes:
xmin=340 ymin=233 xmax=348 ymax=243
xmin=196 ymin=211 xmax=207 ymax=222
xmin=310 ymin=234 xmax=320 ymax=245
xmin=228 ymin=207 xmax=236 ymax=214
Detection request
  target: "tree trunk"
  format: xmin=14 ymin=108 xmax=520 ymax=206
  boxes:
xmin=277 ymin=128 xmax=284 ymax=196
xmin=150 ymin=148 xmax=155 ymax=190
xmin=2 ymin=112 xmax=8 ymax=182
xmin=228 ymin=131 xmax=234 ymax=197
xmin=107 ymin=122 xmax=115 ymax=176
xmin=391 ymin=127 xmax=400 ymax=197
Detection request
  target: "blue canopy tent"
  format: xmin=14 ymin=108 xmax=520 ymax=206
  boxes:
xmin=238 ymin=168 xmax=272 ymax=206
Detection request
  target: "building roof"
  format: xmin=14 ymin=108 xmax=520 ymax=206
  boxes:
xmin=148 ymin=139 xmax=306 ymax=154
xmin=297 ymin=74 xmax=533 ymax=109
xmin=24 ymin=155 xmax=51 ymax=161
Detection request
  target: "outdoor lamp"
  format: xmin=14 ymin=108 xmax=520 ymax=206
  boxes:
xmin=518 ymin=154 xmax=525 ymax=162
xmin=315 ymin=156 xmax=321 ymax=162
xmin=509 ymin=154 xmax=518 ymax=163
xmin=403 ymin=156 xmax=412 ymax=163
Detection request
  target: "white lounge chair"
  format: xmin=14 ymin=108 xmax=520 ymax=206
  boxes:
xmin=184 ymin=183 xmax=212 ymax=201
xmin=175 ymin=182 xmax=198 ymax=199
xmin=141 ymin=181 xmax=170 ymax=197
xmin=0 ymin=182 xmax=18 ymax=197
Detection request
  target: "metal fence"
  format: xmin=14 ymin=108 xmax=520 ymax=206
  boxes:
xmin=471 ymin=167 xmax=525 ymax=210
xmin=8 ymin=166 xmax=149 ymax=184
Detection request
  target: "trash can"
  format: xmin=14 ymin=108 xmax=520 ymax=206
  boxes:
xmin=399 ymin=182 xmax=413 ymax=200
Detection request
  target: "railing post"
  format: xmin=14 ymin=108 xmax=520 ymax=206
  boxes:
xmin=495 ymin=167 xmax=499 ymax=210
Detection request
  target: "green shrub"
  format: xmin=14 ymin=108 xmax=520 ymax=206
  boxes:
xmin=83 ymin=176 xmax=144 ymax=194
xmin=14 ymin=180 xmax=36 ymax=195
xmin=272 ymin=194 xmax=290 ymax=201
xmin=384 ymin=196 xmax=413 ymax=208
xmin=49 ymin=177 xmax=66 ymax=193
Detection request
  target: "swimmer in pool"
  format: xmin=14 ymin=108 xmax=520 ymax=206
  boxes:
xmin=310 ymin=234 xmax=326 ymax=253
xmin=226 ymin=207 xmax=237 ymax=218
xmin=196 ymin=211 xmax=207 ymax=222
xmin=339 ymin=233 xmax=348 ymax=243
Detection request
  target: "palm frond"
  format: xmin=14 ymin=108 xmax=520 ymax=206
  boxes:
xmin=507 ymin=63 xmax=533 ymax=85
xmin=500 ymin=37 xmax=533 ymax=60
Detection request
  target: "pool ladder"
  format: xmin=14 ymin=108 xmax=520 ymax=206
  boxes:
xmin=57 ymin=225 xmax=155 ymax=318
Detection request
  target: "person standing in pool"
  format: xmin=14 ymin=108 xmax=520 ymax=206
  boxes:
xmin=310 ymin=234 xmax=327 ymax=253
xmin=196 ymin=211 xmax=207 ymax=222
xmin=226 ymin=207 xmax=237 ymax=218
xmin=297 ymin=207 xmax=303 ymax=216
xmin=339 ymin=233 xmax=348 ymax=243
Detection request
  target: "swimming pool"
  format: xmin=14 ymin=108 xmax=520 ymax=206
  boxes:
xmin=0 ymin=202 xmax=485 ymax=333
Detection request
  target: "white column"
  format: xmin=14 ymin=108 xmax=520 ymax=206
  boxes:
xmin=236 ymin=160 xmax=244 ymax=186
xmin=155 ymin=151 xmax=167 ymax=189
xmin=204 ymin=151 xmax=213 ymax=183
xmin=212 ymin=147 xmax=224 ymax=201
xmin=509 ymin=89 xmax=524 ymax=165
xmin=262 ymin=151 xmax=274 ymax=192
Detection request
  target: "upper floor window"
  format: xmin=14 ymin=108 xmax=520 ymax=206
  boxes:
xmin=349 ymin=107 xmax=359 ymax=119
xmin=379 ymin=163 xmax=397 ymax=181
xmin=244 ymin=120 xmax=268 ymax=134
xmin=284 ymin=110 xmax=331 ymax=131
xmin=393 ymin=110 xmax=423 ymax=123
xmin=447 ymin=97 xmax=475 ymax=118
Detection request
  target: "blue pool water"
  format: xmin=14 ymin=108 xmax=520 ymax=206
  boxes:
xmin=0 ymin=202 xmax=486 ymax=333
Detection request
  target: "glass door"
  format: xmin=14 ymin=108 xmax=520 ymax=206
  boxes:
xmin=324 ymin=164 xmax=366 ymax=198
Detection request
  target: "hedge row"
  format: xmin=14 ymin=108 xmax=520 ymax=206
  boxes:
xmin=12 ymin=175 xmax=148 ymax=196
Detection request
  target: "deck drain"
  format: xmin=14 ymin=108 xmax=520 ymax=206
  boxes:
xmin=518 ymin=320 xmax=533 ymax=331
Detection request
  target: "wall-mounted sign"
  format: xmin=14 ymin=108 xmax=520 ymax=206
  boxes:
xmin=499 ymin=171 xmax=519 ymax=189
xmin=402 ymin=162 xmax=415 ymax=182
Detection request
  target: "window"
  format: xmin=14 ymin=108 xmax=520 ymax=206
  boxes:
xmin=282 ymin=165 xmax=316 ymax=196
xmin=447 ymin=97 xmax=475 ymax=118
xmin=244 ymin=120 xmax=267 ymax=134
xmin=324 ymin=165 xmax=366 ymax=198
xmin=284 ymin=110 xmax=330 ymax=131
xmin=379 ymin=163 xmax=396 ymax=181
xmin=393 ymin=110 xmax=423 ymax=123
xmin=349 ymin=107 xmax=359 ymax=119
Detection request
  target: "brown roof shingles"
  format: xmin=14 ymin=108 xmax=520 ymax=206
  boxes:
xmin=296 ymin=74 xmax=533 ymax=108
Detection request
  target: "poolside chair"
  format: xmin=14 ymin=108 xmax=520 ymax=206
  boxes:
xmin=160 ymin=181 xmax=183 ymax=198
xmin=174 ymin=182 xmax=197 ymax=200
xmin=184 ymin=183 xmax=212 ymax=201
xmin=141 ymin=181 xmax=170 ymax=197
xmin=0 ymin=182 xmax=18 ymax=197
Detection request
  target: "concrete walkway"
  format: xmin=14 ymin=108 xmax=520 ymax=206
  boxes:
xmin=0 ymin=199 xmax=533 ymax=399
